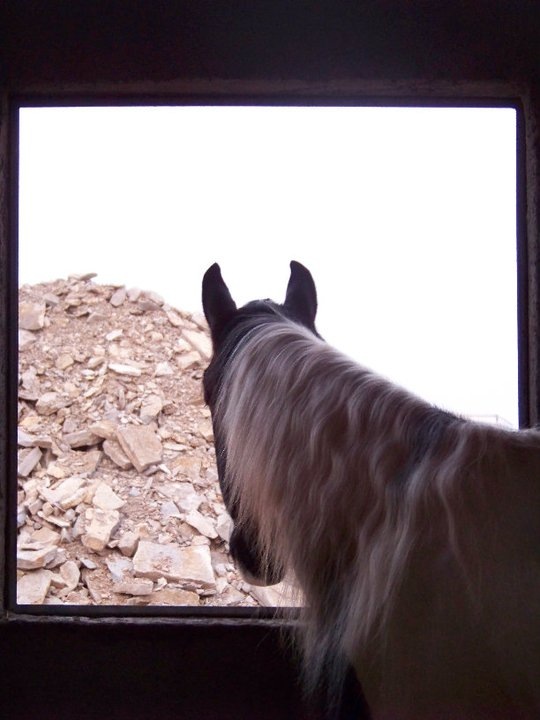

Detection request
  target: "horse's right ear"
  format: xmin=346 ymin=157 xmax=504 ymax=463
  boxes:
xmin=202 ymin=263 xmax=237 ymax=340
xmin=283 ymin=260 xmax=318 ymax=331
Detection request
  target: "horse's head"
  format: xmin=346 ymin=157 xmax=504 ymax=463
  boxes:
xmin=202 ymin=261 xmax=318 ymax=586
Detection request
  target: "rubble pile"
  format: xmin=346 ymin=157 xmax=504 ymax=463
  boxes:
xmin=17 ymin=274 xmax=295 ymax=608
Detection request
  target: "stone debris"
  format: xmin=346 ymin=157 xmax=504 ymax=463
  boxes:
xmin=17 ymin=275 xmax=296 ymax=609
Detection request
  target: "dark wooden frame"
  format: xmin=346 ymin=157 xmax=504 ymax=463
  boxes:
xmin=1 ymin=2 xmax=540 ymax=717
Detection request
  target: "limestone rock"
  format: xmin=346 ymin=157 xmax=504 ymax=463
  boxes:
xmin=69 ymin=449 xmax=102 ymax=476
xmin=118 ymin=531 xmax=139 ymax=557
xmin=109 ymin=362 xmax=142 ymax=377
xmin=64 ymin=429 xmax=101 ymax=448
xmin=102 ymin=439 xmax=132 ymax=469
xmin=19 ymin=301 xmax=46 ymax=331
xmin=165 ymin=308 xmax=184 ymax=327
xmin=105 ymin=555 xmax=132 ymax=582
xmin=81 ymin=508 xmax=120 ymax=551
xmin=155 ymin=361 xmax=174 ymax=376
xmin=17 ymin=545 xmax=58 ymax=570
xmin=176 ymin=351 xmax=201 ymax=371
xmin=133 ymin=540 xmax=184 ymax=582
xmin=177 ymin=544 xmax=215 ymax=587
xmin=169 ymin=456 xmax=201 ymax=482
xmin=148 ymin=588 xmax=200 ymax=606
xmin=18 ymin=446 xmax=42 ymax=477
xmin=109 ymin=287 xmax=127 ymax=307
xmin=113 ymin=578 xmax=154 ymax=596
xmin=116 ymin=425 xmax=163 ymax=472
xmin=159 ymin=482 xmax=202 ymax=513
xmin=17 ymin=569 xmax=53 ymax=604
xmin=181 ymin=329 xmax=212 ymax=360
xmin=92 ymin=481 xmax=125 ymax=511
xmin=216 ymin=512 xmax=233 ymax=542
xmin=59 ymin=560 xmax=81 ymax=592
xmin=18 ymin=429 xmax=53 ymax=449
xmin=185 ymin=509 xmax=218 ymax=539
xmin=160 ymin=500 xmax=182 ymax=522
xmin=40 ymin=477 xmax=86 ymax=509
xmin=198 ymin=419 xmax=214 ymax=443
xmin=89 ymin=420 xmax=117 ymax=440
xmin=19 ymin=329 xmax=38 ymax=349
xmin=249 ymin=581 xmax=302 ymax=608
xmin=139 ymin=394 xmax=163 ymax=424
xmin=36 ymin=391 xmax=69 ymax=415
xmin=133 ymin=541 xmax=215 ymax=587
xmin=55 ymin=353 xmax=74 ymax=370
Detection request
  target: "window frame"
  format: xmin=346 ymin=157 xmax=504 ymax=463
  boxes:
xmin=8 ymin=95 xmax=529 ymax=618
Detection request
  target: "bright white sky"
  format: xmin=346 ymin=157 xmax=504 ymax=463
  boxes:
xmin=19 ymin=106 xmax=518 ymax=426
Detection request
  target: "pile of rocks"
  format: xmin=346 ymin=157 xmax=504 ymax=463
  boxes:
xmin=17 ymin=274 xmax=296 ymax=608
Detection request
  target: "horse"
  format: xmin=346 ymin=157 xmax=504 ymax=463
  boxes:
xmin=202 ymin=260 xmax=540 ymax=720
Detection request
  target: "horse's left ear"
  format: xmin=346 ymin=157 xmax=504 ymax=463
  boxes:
xmin=283 ymin=260 xmax=318 ymax=331
xmin=202 ymin=263 xmax=237 ymax=341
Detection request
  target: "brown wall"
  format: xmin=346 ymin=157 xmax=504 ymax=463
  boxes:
xmin=1 ymin=2 xmax=540 ymax=717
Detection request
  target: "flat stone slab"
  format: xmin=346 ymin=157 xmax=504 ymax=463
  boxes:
xmin=17 ymin=544 xmax=58 ymax=570
xmin=116 ymin=425 xmax=163 ymax=472
xmin=133 ymin=541 xmax=215 ymax=587
xmin=17 ymin=569 xmax=53 ymax=604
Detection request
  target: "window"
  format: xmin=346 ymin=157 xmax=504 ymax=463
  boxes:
xmin=15 ymin=104 xmax=522 ymax=612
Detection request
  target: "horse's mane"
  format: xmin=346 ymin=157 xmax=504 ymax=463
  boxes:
xmin=215 ymin=314 xmax=538 ymax=695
